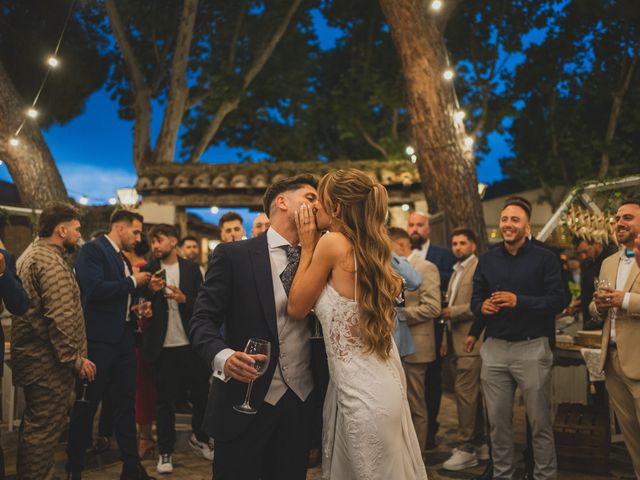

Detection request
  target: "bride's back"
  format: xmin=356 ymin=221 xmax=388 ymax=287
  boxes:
xmin=325 ymin=232 xmax=357 ymax=301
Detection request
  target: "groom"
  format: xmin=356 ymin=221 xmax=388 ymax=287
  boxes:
xmin=190 ymin=174 xmax=319 ymax=480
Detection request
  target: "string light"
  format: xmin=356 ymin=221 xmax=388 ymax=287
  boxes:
xmin=26 ymin=108 xmax=39 ymax=119
xmin=464 ymin=136 xmax=475 ymax=148
xmin=108 ymin=197 xmax=117 ymax=205
xmin=210 ymin=206 xmax=220 ymax=214
xmin=410 ymin=154 xmax=417 ymax=163
xmin=401 ymin=204 xmax=411 ymax=212
xmin=9 ymin=137 xmax=20 ymax=147
xmin=405 ymin=146 xmax=415 ymax=156
xmin=79 ymin=195 xmax=89 ymax=205
xmin=443 ymin=69 xmax=455 ymax=81
xmin=454 ymin=110 xmax=466 ymax=122
xmin=47 ymin=56 xmax=59 ymax=68
xmin=430 ymin=0 xmax=443 ymax=11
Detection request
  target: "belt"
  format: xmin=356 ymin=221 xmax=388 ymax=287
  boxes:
xmin=494 ymin=335 xmax=544 ymax=343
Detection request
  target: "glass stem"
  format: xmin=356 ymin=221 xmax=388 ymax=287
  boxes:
xmin=242 ymin=380 xmax=254 ymax=406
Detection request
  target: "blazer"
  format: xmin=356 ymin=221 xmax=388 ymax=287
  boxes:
xmin=589 ymin=252 xmax=640 ymax=380
xmin=446 ymin=254 xmax=481 ymax=357
xmin=0 ymin=248 xmax=29 ymax=367
xmin=141 ymin=257 xmax=202 ymax=363
xmin=402 ymin=257 xmax=441 ymax=364
xmin=75 ymin=235 xmax=136 ymax=344
xmin=426 ymin=243 xmax=456 ymax=292
xmin=190 ymin=234 xmax=291 ymax=440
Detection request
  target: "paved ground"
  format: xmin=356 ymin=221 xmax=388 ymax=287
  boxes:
xmin=1 ymin=394 xmax=634 ymax=479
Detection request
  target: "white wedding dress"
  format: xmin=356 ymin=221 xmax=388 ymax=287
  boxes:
xmin=314 ymin=264 xmax=428 ymax=480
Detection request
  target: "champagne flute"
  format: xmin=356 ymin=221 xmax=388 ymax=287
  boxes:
xmin=132 ymin=297 xmax=147 ymax=333
xmin=439 ymin=291 xmax=450 ymax=325
xmin=76 ymin=380 xmax=89 ymax=404
xmin=233 ymin=338 xmax=271 ymax=415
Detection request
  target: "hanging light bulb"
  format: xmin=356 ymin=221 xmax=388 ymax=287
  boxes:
xmin=27 ymin=108 xmax=39 ymax=119
xmin=453 ymin=110 xmax=466 ymax=122
xmin=79 ymin=196 xmax=89 ymax=205
xmin=401 ymin=204 xmax=411 ymax=212
xmin=464 ymin=136 xmax=475 ymax=148
xmin=443 ymin=69 xmax=455 ymax=81
xmin=108 ymin=197 xmax=117 ymax=205
xmin=9 ymin=137 xmax=20 ymax=147
xmin=410 ymin=154 xmax=417 ymax=163
xmin=47 ymin=56 xmax=59 ymax=68
xmin=210 ymin=206 xmax=220 ymax=214
xmin=430 ymin=0 xmax=443 ymax=11
xmin=405 ymin=146 xmax=415 ymax=156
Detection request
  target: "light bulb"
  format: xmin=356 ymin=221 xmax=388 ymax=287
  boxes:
xmin=443 ymin=69 xmax=455 ymax=81
xmin=9 ymin=137 xmax=19 ymax=147
xmin=410 ymin=154 xmax=417 ymax=163
xmin=405 ymin=146 xmax=415 ymax=156
xmin=454 ymin=110 xmax=466 ymax=122
xmin=108 ymin=197 xmax=117 ymax=205
xmin=79 ymin=196 xmax=89 ymax=205
xmin=464 ymin=136 xmax=474 ymax=148
xmin=27 ymin=108 xmax=38 ymax=119
xmin=210 ymin=206 xmax=219 ymax=214
xmin=47 ymin=56 xmax=59 ymax=68
xmin=401 ymin=204 xmax=410 ymax=212
xmin=430 ymin=0 xmax=443 ymax=11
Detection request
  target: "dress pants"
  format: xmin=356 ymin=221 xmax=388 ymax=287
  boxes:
xmin=213 ymin=389 xmax=310 ymax=480
xmin=604 ymin=349 xmax=640 ymax=478
xmin=153 ymin=345 xmax=209 ymax=454
xmin=17 ymin=367 xmax=74 ymax=480
xmin=66 ymin=328 xmax=138 ymax=474
xmin=403 ymin=362 xmax=429 ymax=453
xmin=452 ymin=355 xmax=485 ymax=452
xmin=480 ymin=337 xmax=556 ymax=480
xmin=425 ymin=322 xmax=444 ymax=435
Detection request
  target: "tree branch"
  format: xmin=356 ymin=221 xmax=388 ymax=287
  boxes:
xmin=188 ymin=0 xmax=303 ymax=163
xmin=228 ymin=0 xmax=249 ymax=72
xmin=354 ymin=119 xmax=388 ymax=158
xmin=434 ymin=0 xmax=465 ymax=34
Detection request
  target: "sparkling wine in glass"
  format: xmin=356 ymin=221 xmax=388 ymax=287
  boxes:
xmin=76 ymin=380 xmax=89 ymax=404
xmin=132 ymin=297 xmax=148 ymax=333
xmin=233 ymin=338 xmax=271 ymax=415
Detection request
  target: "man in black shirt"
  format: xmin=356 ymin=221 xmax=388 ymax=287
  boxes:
xmin=465 ymin=198 xmax=565 ymax=480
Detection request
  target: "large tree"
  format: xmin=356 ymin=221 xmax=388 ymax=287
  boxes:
xmin=0 ymin=0 xmax=108 ymax=207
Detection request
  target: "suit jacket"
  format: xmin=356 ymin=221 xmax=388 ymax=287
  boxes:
xmin=141 ymin=257 xmax=203 ymax=363
xmin=403 ymin=257 xmax=441 ymax=364
xmin=0 ymin=248 xmax=29 ymax=368
xmin=426 ymin=243 xmax=456 ymax=292
xmin=190 ymin=234 xmax=293 ymax=440
xmin=446 ymin=255 xmax=481 ymax=357
xmin=589 ymin=252 xmax=640 ymax=380
xmin=75 ymin=235 xmax=136 ymax=344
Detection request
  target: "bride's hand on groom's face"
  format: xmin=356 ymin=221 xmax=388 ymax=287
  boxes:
xmin=224 ymin=351 xmax=260 ymax=383
xmin=294 ymin=203 xmax=320 ymax=250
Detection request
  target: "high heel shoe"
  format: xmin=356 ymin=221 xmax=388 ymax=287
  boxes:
xmin=137 ymin=435 xmax=156 ymax=459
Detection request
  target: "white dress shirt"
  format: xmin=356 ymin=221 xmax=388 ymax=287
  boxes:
xmin=448 ymin=255 xmax=475 ymax=304
xmin=610 ymin=249 xmax=634 ymax=344
xmin=105 ymin=234 xmax=136 ymax=321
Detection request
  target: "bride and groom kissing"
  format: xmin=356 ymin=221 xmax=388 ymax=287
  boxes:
xmin=190 ymin=169 xmax=428 ymax=480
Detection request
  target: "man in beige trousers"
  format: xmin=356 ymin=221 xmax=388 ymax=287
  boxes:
xmin=440 ymin=228 xmax=489 ymax=471
xmin=389 ymin=227 xmax=441 ymax=454
xmin=590 ymin=198 xmax=640 ymax=478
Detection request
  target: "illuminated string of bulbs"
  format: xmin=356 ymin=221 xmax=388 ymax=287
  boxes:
xmin=405 ymin=0 xmax=474 ymax=163
xmin=8 ymin=0 xmax=77 ymax=147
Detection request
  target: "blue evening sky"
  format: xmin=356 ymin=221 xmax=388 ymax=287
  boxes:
xmin=0 ymin=8 xmax=514 ymax=231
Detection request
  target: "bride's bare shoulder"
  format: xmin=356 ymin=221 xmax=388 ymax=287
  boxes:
xmin=318 ymin=231 xmax=351 ymax=251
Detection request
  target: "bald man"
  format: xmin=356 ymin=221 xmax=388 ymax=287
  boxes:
xmin=251 ymin=212 xmax=270 ymax=238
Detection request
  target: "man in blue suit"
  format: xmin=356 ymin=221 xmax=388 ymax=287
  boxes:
xmin=0 ymin=247 xmax=29 ymax=478
xmin=66 ymin=210 xmax=154 ymax=480
xmin=408 ymin=211 xmax=456 ymax=449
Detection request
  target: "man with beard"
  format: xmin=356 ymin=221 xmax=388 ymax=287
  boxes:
xmin=66 ymin=210 xmax=153 ymax=480
xmin=142 ymin=224 xmax=211 ymax=473
xmin=179 ymin=235 xmax=205 ymax=276
xmin=465 ymin=198 xmax=565 ymax=480
xmin=12 ymin=203 xmax=96 ymax=479
xmin=407 ymin=211 xmax=455 ymax=448
xmin=590 ymin=198 xmax=640 ymax=477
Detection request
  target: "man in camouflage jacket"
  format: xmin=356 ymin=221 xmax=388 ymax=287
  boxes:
xmin=11 ymin=204 xmax=96 ymax=480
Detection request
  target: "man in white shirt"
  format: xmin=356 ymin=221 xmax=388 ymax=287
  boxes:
xmin=590 ymin=198 xmax=640 ymax=477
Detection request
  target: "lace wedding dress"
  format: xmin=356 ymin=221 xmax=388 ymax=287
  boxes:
xmin=315 ymin=267 xmax=428 ymax=480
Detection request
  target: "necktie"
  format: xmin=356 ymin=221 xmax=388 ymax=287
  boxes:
xmin=279 ymin=245 xmax=301 ymax=297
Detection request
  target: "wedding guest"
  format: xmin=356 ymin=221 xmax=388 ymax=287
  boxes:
xmin=440 ymin=228 xmax=489 ymax=471
xmin=577 ymin=238 xmax=608 ymax=329
xmin=590 ymin=198 xmax=640 ymax=477
xmin=466 ymin=198 xmax=565 ymax=480
xmin=0 ymin=246 xmax=29 ymax=478
xmin=389 ymin=227 xmax=440 ymax=454
xmin=142 ymin=224 xmax=211 ymax=473
xmin=12 ymin=204 xmax=95 ymax=480
xmin=180 ymin=236 xmax=206 ymax=277
xmin=66 ymin=210 xmax=154 ymax=480
xmin=407 ymin=211 xmax=455 ymax=448
xmin=251 ymin=212 xmax=271 ymax=237
xmin=219 ymin=211 xmax=245 ymax=242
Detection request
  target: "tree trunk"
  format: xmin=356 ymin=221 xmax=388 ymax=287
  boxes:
xmin=379 ymin=0 xmax=488 ymax=250
xmin=0 ymin=61 xmax=68 ymax=208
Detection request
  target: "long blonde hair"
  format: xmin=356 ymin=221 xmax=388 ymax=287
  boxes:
xmin=318 ymin=168 xmax=400 ymax=359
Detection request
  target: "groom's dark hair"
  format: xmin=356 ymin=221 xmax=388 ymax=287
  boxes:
xmin=262 ymin=173 xmax=319 ymax=218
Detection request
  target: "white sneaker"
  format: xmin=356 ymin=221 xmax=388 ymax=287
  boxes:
xmin=156 ymin=453 xmax=173 ymax=473
xmin=476 ymin=443 xmax=491 ymax=461
xmin=442 ymin=448 xmax=479 ymax=471
xmin=189 ymin=433 xmax=214 ymax=461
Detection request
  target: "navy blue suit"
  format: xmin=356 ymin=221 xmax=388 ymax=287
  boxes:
xmin=0 ymin=248 xmax=29 ymax=478
xmin=66 ymin=236 xmax=139 ymax=474
xmin=423 ymin=243 xmax=455 ymax=440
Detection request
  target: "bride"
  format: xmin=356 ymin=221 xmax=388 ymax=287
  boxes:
xmin=287 ymin=168 xmax=428 ymax=480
